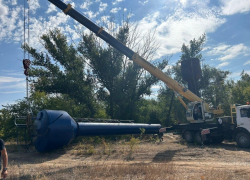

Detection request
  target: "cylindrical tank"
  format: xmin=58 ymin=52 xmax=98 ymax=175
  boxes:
xmin=33 ymin=110 xmax=162 ymax=152
xmin=33 ymin=110 xmax=78 ymax=152
xmin=78 ymin=123 xmax=161 ymax=136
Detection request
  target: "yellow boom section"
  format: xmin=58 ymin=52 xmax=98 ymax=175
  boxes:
xmin=132 ymin=53 xmax=202 ymax=102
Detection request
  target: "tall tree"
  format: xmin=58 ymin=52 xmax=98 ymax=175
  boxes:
xmin=200 ymin=65 xmax=230 ymax=108
xmin=180 ymin=34 xmax=206 ymax=62
xmin=159 ymin=34 xmax=231 ymax=124
xmin=78 ymin=20 xmax=169 ymax=120
xmin=231 ymin=71 xmax=250 ymax=105
xmin=22 ymin=29 xmax=96 ymax=117
xmin=172 ymin=34 xmax=230 ymax=106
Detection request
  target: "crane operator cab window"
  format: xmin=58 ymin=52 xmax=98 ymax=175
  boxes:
xmin=186 ymin=102 xmax=204 ymax=122
xmin=240 ymin=108 xmax=250 ymax=118
xmin=193 ymin=103 xmax=202 ymax=120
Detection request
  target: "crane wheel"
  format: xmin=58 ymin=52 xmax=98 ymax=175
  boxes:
xmin=236 ymin=132 xmax=250 ymax=148
xmin=194 ymin=132 xmax=202 ymax=145
xmin=183 ymin=131 xmax=194 ymax=143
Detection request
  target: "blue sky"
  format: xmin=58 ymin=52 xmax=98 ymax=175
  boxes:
xmin=0 ymin=0 xmax=249 ymax=108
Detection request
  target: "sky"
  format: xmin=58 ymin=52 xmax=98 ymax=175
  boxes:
xmin=0 ymin=0 xmax=250 ymax=109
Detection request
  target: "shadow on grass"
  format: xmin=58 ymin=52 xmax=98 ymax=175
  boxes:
xmin=203 ymin=141 xmax=250 ymax=153
xmin=9 ymin=165 xmax=89 ymax=180
xmin=171 ymin=136 xmax=250 ymax=153
xmin=152 ymin=149 xmax=179 ymax=163
xmin=7 ymin=144 xmax=67 ymax=165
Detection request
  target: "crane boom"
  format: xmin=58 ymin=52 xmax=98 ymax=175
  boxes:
xmin=48 ymin=0 xmax=202 ymax=103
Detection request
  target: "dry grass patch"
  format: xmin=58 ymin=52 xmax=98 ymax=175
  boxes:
xmin=5 ymin=134 xmax=250 ymax=180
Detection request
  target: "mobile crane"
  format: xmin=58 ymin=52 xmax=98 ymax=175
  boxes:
xmin=48 ymin=0 xmax=214 ymax=123
xmin=46 ymin=0 xmax=250 ymax=148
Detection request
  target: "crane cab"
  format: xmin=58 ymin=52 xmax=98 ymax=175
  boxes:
xmin=186 ymin=101 xmax=214 ymax=123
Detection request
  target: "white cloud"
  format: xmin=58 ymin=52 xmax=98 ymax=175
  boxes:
xmin=110 ymin=7 xmax=121 ymax=13
xmin=99 ymin=2 xmax=107 ymax=12
xmin=80 ymin=0 xmax=93 ymax=10
xmin=11 ymin=0 xmax=17 ymax=5
xmin=0 ymin=0 xmax=9 ymax=17
xmin=135 ymin=7 xmax=226 ymax=58
xmin=29 ymin=0 xmax=40 ymax=13
xmin=84 ymin=10 xmax=99 ymax=19
xmin=46 ymin=3 xmax=57 ymax=14
xmin=207 ymin=43 xmax=249 ymax=61
xmin=220 ymin=0 xmax=250 ymax=15
xmin=227 ymin=71 xmax=241 ymax=80
xmin=0 ymin=70 xmax=24 ymax=76
xmin=0 ymin=90 xmax=24 ymax=94
xmin=228 ymin=70 xmax=250 ymax=80
xmin=0 ymin=100 xmax=19 ymax=108
xmin=244 ymin=60 xmax=250 ymax=65
xmin=218 ymin=62 xmax=229 ymax=67
xmin=100 ymin=15 xmax=110 ymax=24
xmin=175 ymin=0 xmax=210 ymax=8
xmin=0 ymin=76 xmax=24 ymax=83
xmin=0 ymin=4 xmax=22 ymax=43
xmin=178 ymin=0 xmax=188 ymax=7
xmin=112 ymin=0 xmax=124 ymax=5
xmin=65 ymin=24 xmax=80 ymax=41
xmin=139 ymin=0 xmax=149 ymax=5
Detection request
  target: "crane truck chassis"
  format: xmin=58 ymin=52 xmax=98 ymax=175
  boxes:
xmin=165 ymin=104 xmax=250 ymax=148
xmin=46 ymin=0 xmax=250 ymax=149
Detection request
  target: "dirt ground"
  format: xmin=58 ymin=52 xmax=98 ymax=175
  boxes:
xmin=6 ymin=133 xmax=250 ymax=179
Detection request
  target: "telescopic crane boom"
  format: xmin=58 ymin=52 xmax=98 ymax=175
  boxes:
xmin=47 ymin=0 xmax=214 ymax=123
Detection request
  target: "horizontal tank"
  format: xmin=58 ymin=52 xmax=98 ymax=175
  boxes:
xmin=33 ymin=110 xmax=162 ymax=152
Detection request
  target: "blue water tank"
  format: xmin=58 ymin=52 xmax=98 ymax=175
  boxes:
xmin=33 ymin=110 xmax=78 ymax=152
xmin=78 ymin=123 xmax=161 ymax=136
xmin=33 ymin=110 xmax=162 ymax=152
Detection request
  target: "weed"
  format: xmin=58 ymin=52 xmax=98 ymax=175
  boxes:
xmin=150 ymin=135 xmax=160 ymax=143
xmin=85 ymin=145 xmax=95 ymax=155
xmin=127 ymin=136 xmax=140 ymax=152
xmin=139 ymin=128 xmax=145 ymax=139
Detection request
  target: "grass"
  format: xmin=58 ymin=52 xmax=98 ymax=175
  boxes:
xmin=5 ymin=135 xmax=250 ymax=180
xmin=7 ymin=161 xmax=250 ymax=180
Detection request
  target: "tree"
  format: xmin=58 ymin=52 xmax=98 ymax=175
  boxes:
xmin=78 ymin=20 xmax=169 ymax=120
xmin=180 ymin=34 xmax=206 ymax=62
xmin=159 ymin=34 xmax=231 ymax=124
xmin=199 ymin=65 xmax=230 ymax=108
xmin=156 ymin=88 xmax=187 ymax=126
xmin=22 ymin=29 xmax=97 ymax=117
xmin=231 ymin=71 xmax=250 ymax=105
xmin=173 ymin=34 xmax=230 ymax=106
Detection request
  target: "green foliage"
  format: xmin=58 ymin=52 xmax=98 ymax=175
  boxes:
xmin=171 ymin=62 xmax=231 ymax=110
xmin=22 ymin=28 xmax=97 ymax=117
xmin=78 ymin=21 xmax=169 ymax=120
xmin=0 ymin=112 xmax=16 ymax=140
xmin=139 ymin=128 xmax=145 ymax=139
xmin=126 ymin=136 xmax=140 ymax=152
xmin=199 ymin=65 xmax=231 ymax=110
xmin=230 ymin=71 xmax=250 ymax=105
xmin=180 ymin=33 xmax=206 ymax=61
xmin=157 ymin=88 xmax=187 ymax=126
xmin=3 ymin=23 xmax=249 ymax=143
xmin=157 ymin=34 xmax=233 ymax=123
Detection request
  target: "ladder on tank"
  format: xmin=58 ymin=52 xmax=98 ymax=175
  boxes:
xmin=14 ymin=114 xmax=36 ymax=151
